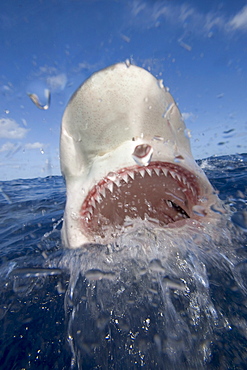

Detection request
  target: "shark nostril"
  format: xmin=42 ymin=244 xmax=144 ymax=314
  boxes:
xmin=132 ymin=144 xmax=153 ymax=166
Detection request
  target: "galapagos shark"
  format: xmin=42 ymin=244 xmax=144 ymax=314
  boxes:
xmin=60 ymin=63 xmax=220 ymax=248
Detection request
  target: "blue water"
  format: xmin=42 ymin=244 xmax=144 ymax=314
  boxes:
xmin=0 ymin=154 xmax=247 ymax=369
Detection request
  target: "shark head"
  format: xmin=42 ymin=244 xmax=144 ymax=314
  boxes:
xmin=60 ymin=63 xmax=220 ymax=248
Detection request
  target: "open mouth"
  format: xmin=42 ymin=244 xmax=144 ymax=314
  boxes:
xmin=80 ymin=161 xmax=202 ymax=239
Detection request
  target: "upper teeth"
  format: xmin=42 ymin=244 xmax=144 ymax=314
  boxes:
xmin=85 ymin=165 xmax=196 ymax=212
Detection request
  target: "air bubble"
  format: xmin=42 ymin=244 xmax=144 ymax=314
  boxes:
xmin=132 ymin=144 xmax=153 ymax=166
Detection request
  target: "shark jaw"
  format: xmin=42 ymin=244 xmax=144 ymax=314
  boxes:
xmin=81 ymin=161 xmax=200 ymax=238
xmin=60 ymin=63 xmax=220 ymax=248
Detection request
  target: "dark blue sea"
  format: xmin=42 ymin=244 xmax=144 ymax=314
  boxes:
xmin=0 ymin=154 xmax=247 ymax=370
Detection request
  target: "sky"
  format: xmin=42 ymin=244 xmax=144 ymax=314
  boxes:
xmin=0 ymin=0 xmax=247 ymax=180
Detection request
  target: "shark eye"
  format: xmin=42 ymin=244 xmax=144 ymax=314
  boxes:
xmin=80 ymin=162 xmax=201 ymax=241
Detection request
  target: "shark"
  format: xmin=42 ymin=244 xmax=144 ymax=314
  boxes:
xmin=60 ymin=62 xmax=221 ymax=248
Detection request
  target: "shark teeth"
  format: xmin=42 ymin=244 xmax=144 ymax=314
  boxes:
xmin=127 ymin=171 xmax=135 ymax=180
xmin=146 ymin=168 xmax=152 ymax=177
xmin=154 ymin=168 xmax=160 ymax=176
xmin=170 ymin=171 xmax=176 ymax=180
xmin=140 ymin=169 xmax=146 ymax=178
xmin=114 ymin=178 xmax=121 ymax=187
xmin=122 ymin=174 xmax=129 ymax=183
xmin=100 ymin=187 xmax=106 ymax=198
xmin=96 ymin=194 xmax=103 ymax=203
xmin=107 ymin=182 xmax=114 ymax=193
xmin=162 ymin=168 xmax=168 ymax=176
xmin=90 ymin=198 xmax=96 ymax=209
xmin=84 ymin=163 xmax=198 ymax=214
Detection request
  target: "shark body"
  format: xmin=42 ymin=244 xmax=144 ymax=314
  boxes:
xmin=60 ymin=63 xmax=220 ymax=248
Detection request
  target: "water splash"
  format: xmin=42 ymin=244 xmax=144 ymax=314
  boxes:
xmin=27 ymin=88 xmax=51 ymax=110
xmin=57 ymin=215 xmax=245 ymax=369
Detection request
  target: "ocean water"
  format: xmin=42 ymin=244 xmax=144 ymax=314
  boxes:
xmin=0 ymin=154 xmax=247 ymax=369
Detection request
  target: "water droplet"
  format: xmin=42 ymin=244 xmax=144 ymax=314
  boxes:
xmin=98 ymin=98 xmax=102 ymax=103
xmin=145 ymin=318 xmax=150 ymax=326
xmin=4 ymin=109 xmax=10 ymax=114
xmin=125 ymin=59 xmax=131 ymax=68
xmin=85 ymin=269 xmax=115 ymax=281
xmin=162 ymin=103 xmax=174 ymax=119
xmin=144 ymin=97 xmax=149 ymax=103
xmin=11 ymin=267 xmax=62 ymax=278
xmin=148 ymin=105 xmax=152 ymax=110
xmin=163 ymin=277 xmax=186 ymax=291
xmin=40 ymin=148 xmax=45 ymax=154
xmin=192 ymin=205 xmax=206 ymax=217
xmin=27 ymin=88 xmax=51 ymax=110
xmin=153 ymin=135 xmax=164 ymax=142
xmin=216 ymin=93 xmax=224 ymax=99
xmin=157 ymin=79 xmax=164 ymax=89
xmin=107 ymin=172 xmax=117 ymax=181
xmin=154 ymin=334 xmax=162 ymax=351
xmin=149 ymin=259 xmax=165 ymax=273
xmin=71 ymin=212 xmax=79 ymax=220
xmin=132 ymin=144 xmax=153 ymax=166
xmin=56 ymin=281 xmax=66 ymax=294
xmin=184 ymin=128 xmax=192 ymax=139
xmin=210 ymin=204 xmax=224 ymax=215
xmin=223 ymin=128 xmax=234 ymax=135
xmin=231 ymin=211 xmax=247 ymax=232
